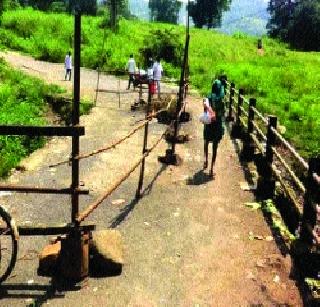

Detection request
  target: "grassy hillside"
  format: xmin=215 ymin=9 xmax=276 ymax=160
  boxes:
xmin=0 ymin=58 xmax=64 ymax=177
xmin=0 ymin=8 xmax=319 ymax=158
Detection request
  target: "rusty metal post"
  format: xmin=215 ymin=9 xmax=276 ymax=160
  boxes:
xmin=172 ymin=33 xmax=190 ymax=156
xmin=242 ymin=98 xmax=256 ymax=161
xmin=226 ymin=82 xmax=235 ymax=121
xmin=136 ymin=85 xmax=151 ymax=199
xmin=71 ymin=10 xmax=81 ymax=223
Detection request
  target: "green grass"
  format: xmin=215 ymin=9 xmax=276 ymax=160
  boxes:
xmin=0 ymin=57 xmax=65 ymax=177
xmin=0 ymin=8 xmax=319 ymax=158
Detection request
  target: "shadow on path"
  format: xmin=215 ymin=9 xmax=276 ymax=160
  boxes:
xmin=186 ymin=169 xmax=214 ymax=186
xmin=109 ymin=165 xmax=167 ymax=228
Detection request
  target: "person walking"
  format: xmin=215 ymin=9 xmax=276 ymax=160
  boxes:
xmin=64 ymin=51 xmax=72 ymax=81
xmin=127 ymin=54 xmax=136 ymax=90
xmin=202 ymin=79 xmax=225 ymax=178
xmin=152 ymin=57 xmax=163 ymax=98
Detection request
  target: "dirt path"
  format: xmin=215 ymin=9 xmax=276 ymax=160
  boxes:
xmin=0 ymin=51 xmax=302 ymax=306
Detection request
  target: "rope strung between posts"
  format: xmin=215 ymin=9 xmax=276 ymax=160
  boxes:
xmin=252 ymin=106 xmax=268 ymax=125
xmin=270 ymin=126 xmax=309 ymax=171
xmin=49 ymin=119 xmax=149 ymax=168
xmin=271 ymin=147 xmax=306 ymax=194
xmin=239 ymin=106 xmax=249 ymax=118
xmin=252 ymin=121 xmax=267 ymax=141
xmin=76 ymin=130 xmax=166 ymax=223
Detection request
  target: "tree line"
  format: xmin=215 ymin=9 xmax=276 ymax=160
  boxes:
xmin=267 ymin=0 xmax=320 ymax=51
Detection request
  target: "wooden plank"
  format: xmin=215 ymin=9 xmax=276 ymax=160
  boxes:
xmin=0 ymin=185 xmax=89 ymax=195
xmin=0 ymin=125 xmax=85 ymax=136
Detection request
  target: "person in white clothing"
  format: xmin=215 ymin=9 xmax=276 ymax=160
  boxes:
xmin=64 ymin=51 xmax=72 ymax=81
xmin=152 ymin=57 xmax=163 ymax=97
xmin=127 ymin=54 xmax=136 ymax=90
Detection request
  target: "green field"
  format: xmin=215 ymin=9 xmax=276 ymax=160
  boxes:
xmin=0 ymin=8 xmax=319 ymax=158
xmin=0 ymin=57 xmax=64 ymax=176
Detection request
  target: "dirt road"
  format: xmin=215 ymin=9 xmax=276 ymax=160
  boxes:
xmin=0 ymin=52 xmax=302 ymax=306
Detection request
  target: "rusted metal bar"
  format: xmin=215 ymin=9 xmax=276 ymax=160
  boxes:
xmin=0 ymin=185 xmax=89 ymax=195
xmin=14 ymin=223 xmax=95 ymax=236
xmin=49 ymin=120 xmax=148 ymax=168
xmin=71 ymin=11 xmax=81 ymax=223
xmin=77 ymin=131 xmax=166 ymax=223
xmin=136 ymin=85 xmax=151 ymax=199
xmin=0 ymin=125 xmax=84 ymax=136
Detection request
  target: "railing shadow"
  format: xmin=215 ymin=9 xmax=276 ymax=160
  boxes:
xmin=0 ymin=279 xmax=81 ymax=306
xmin=109 ymin=164 xmax=167 ymax=228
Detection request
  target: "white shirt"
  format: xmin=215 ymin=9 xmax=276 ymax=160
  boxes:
xmin=65 ymin=55 xmax=72 ymax=70
xmin=152 ymin=62 xmax=163 ymax=81
xmin=127 ymin=58 xmax=136 ymax=73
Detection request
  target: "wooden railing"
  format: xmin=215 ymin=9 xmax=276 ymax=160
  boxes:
xmin=225 ymin=81 xmax=320 ymax=256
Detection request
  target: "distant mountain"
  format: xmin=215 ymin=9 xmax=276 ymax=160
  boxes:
xmin=127 ymin=0 xmax=269 ymax=36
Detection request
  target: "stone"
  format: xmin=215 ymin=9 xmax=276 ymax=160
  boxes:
xmin=90 ymin=230 xmax=124 ymax=276
xmin=38 ymin=241 xmax=61 ymax=276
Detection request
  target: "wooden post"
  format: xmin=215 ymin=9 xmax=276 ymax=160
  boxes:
xmin=257 ymin=116 xmax=277 ymax=198
xmin=242 ymin=98 xmax=256 ymax=161
xmin=301 ymin=158 xmax=320 ymax=245
xmin=231 ymin=88 xmax=244 ymax=139
xmin=226 ymin=82 xmax=235 ymax=121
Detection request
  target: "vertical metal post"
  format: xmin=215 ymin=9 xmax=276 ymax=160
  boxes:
xmin=172 ymin=34 xmax=190 ymax=156
xmin=136 ymin=86 xmax=151 ymax=199
xmin=71 ymin=11 xmax=81 ymax=223
xmin=226 ymin=82 xmax=235 ymax=121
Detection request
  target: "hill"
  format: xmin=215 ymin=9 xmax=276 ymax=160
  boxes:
xmin=0 ymin=8 xmax=319 ymax=158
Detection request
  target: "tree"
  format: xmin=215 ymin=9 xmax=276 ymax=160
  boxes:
xmin=149 ymin=0 xmax=182 ymax=24
xmin=189 ymin=0 xmax=231 ymax=29
xmin=68 ymin=0 xmax=97 ymax=15
xmin=267 ymin=0 xmax=296 ymax=40
xmin=287 ymin=0 xmax=320 ymax=51
xmin=267 ymin=0 xmax=320 ymax=51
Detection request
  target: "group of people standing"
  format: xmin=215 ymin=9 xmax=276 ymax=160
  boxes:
xmin=64 ymin=50 xmax=226 ymax=180
xmin=126 ymin=54 xmax=163 ymax=97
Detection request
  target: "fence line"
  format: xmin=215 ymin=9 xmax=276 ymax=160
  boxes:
xmin=225 ymin=78 xmax=319 ymax=256
xmin=76 ymin=130 xmax=166 ymax=223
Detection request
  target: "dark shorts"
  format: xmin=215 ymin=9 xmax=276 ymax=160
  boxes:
xmin=203 ymin=117 xmax=224 ymax=143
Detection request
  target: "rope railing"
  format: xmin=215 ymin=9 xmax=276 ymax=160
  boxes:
xmin=76 ymin=130 xmax=166 ymax=223
xmin=239 ymin=106 xmax=249 ymax=118
xmin=252 ymin=106 xmax=268 ymax=125
xmin=270 ymin=126 xmax=309 ymax=171
xmin=228 ymin=77 xmax=319 ymax=254
xmin=252 ymin=121 xmax=267 ymax=141
xmin=49 ymin=120 xmax=149 ymax=168
xmin=272 ymin=147 xmax=306 ymax=194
